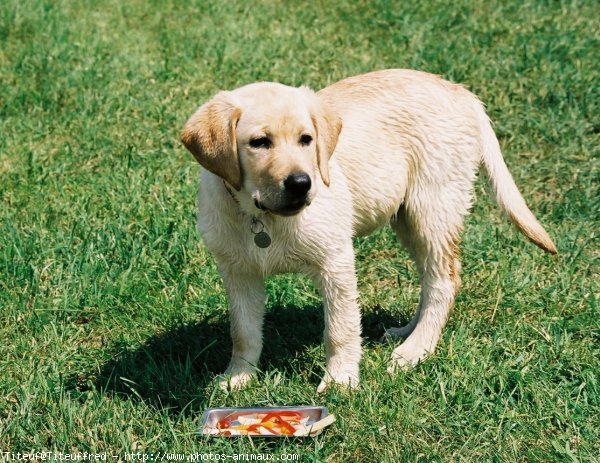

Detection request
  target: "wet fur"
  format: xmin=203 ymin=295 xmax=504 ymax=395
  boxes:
xmin=181 ymin=69 xmax=556 ymax=391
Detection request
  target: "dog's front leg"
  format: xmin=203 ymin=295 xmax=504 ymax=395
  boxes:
xmin=217 ymin=264 xmax=265 ymax=391
xmin=313 ymin=251 xmax=362 ymax=393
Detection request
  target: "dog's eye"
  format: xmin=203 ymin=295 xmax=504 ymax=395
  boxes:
xmin=299 ymin=134 xmax=313 ymax=146
xmin=249 ymin=137 xmax=271 ymax=149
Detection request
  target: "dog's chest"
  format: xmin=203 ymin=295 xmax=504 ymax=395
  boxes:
xmin=199 ymin=211 xmax=314 ymax=276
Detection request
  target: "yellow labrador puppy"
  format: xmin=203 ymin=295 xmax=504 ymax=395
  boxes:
xmin=181 ymin=69 xmax=556 ymax=392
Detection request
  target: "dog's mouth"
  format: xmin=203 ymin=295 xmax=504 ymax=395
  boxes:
xmin=254 ymin=198 xmax=310 ymax=216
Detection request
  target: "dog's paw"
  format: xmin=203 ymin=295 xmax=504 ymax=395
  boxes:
xmin=387 ymin=343 xmax=431 ymax=374
xmin=317 ymin=368 xmax=359 ymax=393
xmin=380 ymin=324 xmax=415 ymax=343
xmin=217 ymin=370 xmax=256 ymax=392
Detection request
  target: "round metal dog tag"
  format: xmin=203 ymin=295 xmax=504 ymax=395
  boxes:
xmin=254 ymin=231 xmax=272 ymax=248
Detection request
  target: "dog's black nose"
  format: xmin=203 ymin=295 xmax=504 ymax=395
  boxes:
xmin=284 ymin=172 xmax=311 ymax=196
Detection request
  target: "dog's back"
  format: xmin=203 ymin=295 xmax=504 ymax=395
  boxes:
xmin=319 ymin=69 xmax=483 ymax=237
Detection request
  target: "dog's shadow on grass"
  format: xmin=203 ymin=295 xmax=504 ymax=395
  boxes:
xmin=72 ymin=304 xmax=397 ymax=414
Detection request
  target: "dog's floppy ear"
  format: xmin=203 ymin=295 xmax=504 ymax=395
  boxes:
xmin=311 ymin=98 xmax=342 ymax=187
xmin=180 ymin=92 xmax=243 ymax=190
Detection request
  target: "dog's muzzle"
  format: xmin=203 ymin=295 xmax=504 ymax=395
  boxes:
xmin=254 ymin=171 xmax=312 ymax=216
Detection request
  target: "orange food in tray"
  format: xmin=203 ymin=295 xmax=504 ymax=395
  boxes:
xmin=201 ymin=406 xmax=335 ymax=437
xmin=217 ymin=411 xmax=303 ymax=436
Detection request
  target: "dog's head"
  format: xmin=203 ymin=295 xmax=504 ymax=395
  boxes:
xmin=181 ymin=82 xmax=341 ymax=216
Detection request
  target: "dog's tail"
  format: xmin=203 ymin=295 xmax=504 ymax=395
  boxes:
xmin=477 ymin=106 xmax=557 ymax=254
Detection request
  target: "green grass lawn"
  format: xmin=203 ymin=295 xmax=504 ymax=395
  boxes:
xmin=1 ymin=0 xmax=598 ymax=461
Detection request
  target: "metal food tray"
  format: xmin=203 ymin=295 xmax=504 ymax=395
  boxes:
xmin=201 ymin=406 xmax=330 ymax=437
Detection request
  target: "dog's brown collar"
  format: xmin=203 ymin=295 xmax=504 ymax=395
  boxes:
xmin=222 ymin=180 xmax=239 ymax=205
xmin=222 ymin=181 xmax=271 ymax=248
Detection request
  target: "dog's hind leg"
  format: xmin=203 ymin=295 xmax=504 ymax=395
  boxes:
xmin=387 ymin=196 xmax=465 ymax=372
xmin=383 ymin=206 xmax=423 ymax=341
